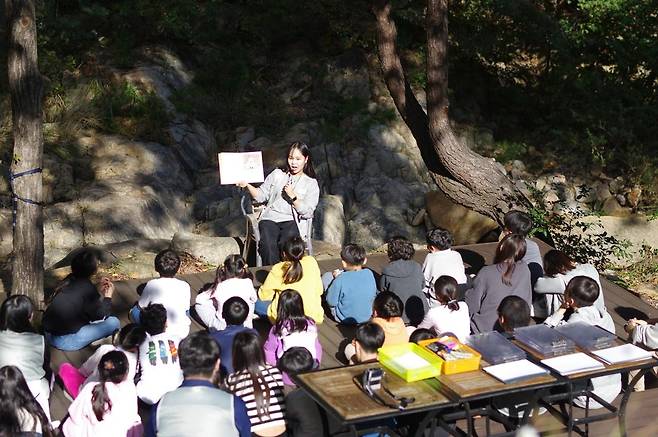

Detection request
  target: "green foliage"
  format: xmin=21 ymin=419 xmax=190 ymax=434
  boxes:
xmin=613 ymin=245 xmax=658 ymax=290
xmin=493 ymin=140 xmax=527 ymax=164
xmin=527 ymin=186 xmax=629 ymax=270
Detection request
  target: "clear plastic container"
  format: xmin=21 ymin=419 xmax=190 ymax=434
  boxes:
xmin=555 ymin=322 xmax=616 ymax=351
xmin=465 ymin=331 xmax=526 ymax=364
xmin=514 ymin=324 xmax=576 ymax=357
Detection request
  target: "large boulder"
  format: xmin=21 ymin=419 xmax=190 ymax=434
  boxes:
xmin=171 ymin=232 xmax=240 ymax=267
xmin=313 ymin=195 xmax=346 ymax=246
xmin=424 ymin=191 xmax=499 ymax=245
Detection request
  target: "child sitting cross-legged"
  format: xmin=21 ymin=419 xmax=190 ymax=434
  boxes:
xmin=417 ymin=275 xmax=470 ymax=341
xmin=209 ymin=297 xmax=257 ymax=377
xmin=264 ymin=289 xmax=322 ymax=386
xmin=422 ymin=228 xmax=467 ymax=298
xmin=278 ymin=348 xmax=324 ymax=437
xmin=132 ymin=249 xmax=191 ymax=339
xmin=544 ymin=276 xmax=620 ymax=409
xmin=136 ymin=303 xmax=184 ymax=405
xmin=226 ymin=331 xmax=287 ymax=437
xmin=324 ymin=243 xmax=377 ymax=324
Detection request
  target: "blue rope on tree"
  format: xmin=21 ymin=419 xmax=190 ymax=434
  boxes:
xmin=8 ymin=167 xmax=43 ymax=229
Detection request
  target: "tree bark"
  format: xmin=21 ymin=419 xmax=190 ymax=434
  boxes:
xmin=6 ymin=0 xmax=45 ymax=307
xmin=373 ymin=0 xmax=530 ymax=224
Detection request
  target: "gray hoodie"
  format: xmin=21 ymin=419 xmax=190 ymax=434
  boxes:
xmin=380 ymin=259 xmax=427 ymax=325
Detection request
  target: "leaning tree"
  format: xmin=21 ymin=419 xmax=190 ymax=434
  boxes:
xmin=373 ymin=0 xmax=530 ymax=224
xmin=6 ymin=0 xmax=45 ymax=307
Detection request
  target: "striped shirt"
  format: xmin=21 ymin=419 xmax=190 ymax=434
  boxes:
xmin=226 ymin=365 xmax=286 ymax=432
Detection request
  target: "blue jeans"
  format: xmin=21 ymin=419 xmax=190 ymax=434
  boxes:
xmin=46 ymin=316 xmax=120 ymax=351
xmin=129 ymin=305 xmax=142 ymax=324
xmin=254 ymin=299 xmax=272 ymax=317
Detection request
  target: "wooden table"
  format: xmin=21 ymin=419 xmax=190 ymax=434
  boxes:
xmin=514 ymin=338 xmax=658 ymax=437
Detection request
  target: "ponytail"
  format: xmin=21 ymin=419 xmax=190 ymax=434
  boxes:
xmin=92 ymin=351 xmax=128 ymax=421
xmin=282 ymin=237 xmax=305 ymax=284
xmin=433 ymin=276 xmax=459 ymax=311
xmin=494 ymin=234 xmax=527 ymax=286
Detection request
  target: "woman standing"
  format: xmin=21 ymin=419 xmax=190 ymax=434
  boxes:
xmin=238 ymin=142 xmax=320 ymax=265
xmin=465 ymin=234 xmax=532 ymax=334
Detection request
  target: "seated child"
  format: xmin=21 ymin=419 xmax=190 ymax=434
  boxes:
xmin=418 ymin=276 xmax=470 ymax=341
xmin=349 ymin=322 xmax=386 ymax=364
xmin=372 ymin=291 xmax=409 ymax=347
xmin=497 ymin=295 xmax=531 ymax=335
xmin=194 ymin=254 xmax=257 ymax=330
xmin=257 ymin=236 xmax=324 ymax=324
xmin=264 ymin=290 xmax=322 ymax=385
xmin=544 ymin=276 xmax=620 ymax=409
xmin=503 ymin=211 xmax=545 ymax=316
xmin=409 ymin=328 xmax=436 ymax=344
xmin=380 ymin=236 xmax=427 ymax=326
xmin=209 ymin=297 xmax=257 ymax=376
xmin=422 ymin=228 xmax=467 ymax=298
xmin=59 ymin=323 xmax=146 ymax=398
xmin=132 ymin=249 xmax=191 ymax=339
xmin=136 ymin=304 xmax=184 ymax=405
xmin=62 ymin=350 xmax=143 ymax=436
xmin=324 ymin=243 xmax=377 ymax=324
xmin=278 ymin=348 xmax=324 ymax=437
xmin=626 ymin=318 xmax=658 ymax=349
xmin=226 ymin=331 xmax=287 ymax=437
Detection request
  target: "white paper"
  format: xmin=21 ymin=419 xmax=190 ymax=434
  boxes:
xmin=592 ymin=344 xmax=654 ymax=365
xmin=483 ymin=359 xmax=548 ymax=383
xmin=218 ymin=152 xmax=264 ymax=185
xmin=541 ymin=352 xmax=605 ymax=376
xmin=393 ymin=352 xmax=430 ymax=370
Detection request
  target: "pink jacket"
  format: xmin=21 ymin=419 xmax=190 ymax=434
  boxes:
xmin=263 ymin=319 xmax=322 ymax=385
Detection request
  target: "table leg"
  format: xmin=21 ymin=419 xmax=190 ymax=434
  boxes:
xmin=618 ymin=368 xmax=648 ymax=437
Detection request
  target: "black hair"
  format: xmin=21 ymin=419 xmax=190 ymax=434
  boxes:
xmin=0 ymin=295 xmax=36 ymax=333
xmin=373 ymin=291 xmax=404 ymax=319
xmin=0 ymin=366 xmax=54 ymax=437
xmin=230 ymin=331 xmax=271 ymax=418
xmin=409 ymin=328 xmax=436 ymax=344
xmin=222 ymin=296 xmax=250 ymax=326
xmin=179 ymin=331 xmax=221 ymax=378
xmin=277 ymin=347 xmax=315 ymax=377
xmin=497 ymin=296 xmax=531 ymax=332
xmin=432 ymin=276 xmax=460 ymax=311
xmin=426 ymin=227 xmax=454 ymax=251
xmin=354 ymin=322 xmax=385 ymax=354
xmin=274 ymin=289 xmax=309 ymax=336
xmin=211 ymin=255 xmax=252 ymax=290
xmin=287 ymin=142 xmax=316 ymax=179
xmin=340 ymin=243 xmax=366 ymax=266
xmin=543 ymin=250 xmax=577 ymax=277
xmin=503 ymin=210 xmax=533 ymax=237
xmin=50 ymin=249 xmax=99 ymax=303
xmin=92 ymin=351 xmax=128 ymax=421
xmin=154 ymin=249 xmax=181 ymax=277
xmin=116 ymin=323 xmax=147 ymax=352
xmin=565 ymin=276 xmax=600 ymax=308
xmin=493 ymin=234 xmax=527 ymax=286
xmin=386 ymin=236 xmax=415 ymax=261
xmin=282 ymin=236 xmax=306 ymax=284
xmin=141 ymin=303 xmax=167 ymax=335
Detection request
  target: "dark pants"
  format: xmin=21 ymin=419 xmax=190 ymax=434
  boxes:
xmin=258 ymin=219 xmax=300 ymax=265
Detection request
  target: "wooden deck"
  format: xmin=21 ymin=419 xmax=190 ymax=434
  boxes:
xmin=45 ymin=240 xmax=658 ymax=434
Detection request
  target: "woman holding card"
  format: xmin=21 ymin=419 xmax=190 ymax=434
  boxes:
xmin=238 ymin=142 xmax=320 ymax=265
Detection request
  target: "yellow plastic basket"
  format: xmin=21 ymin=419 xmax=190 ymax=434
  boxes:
xmin=419 ymin=337 xmax=481 ymax=375
xmin=377 ymin=343 xmax=443 ymax=382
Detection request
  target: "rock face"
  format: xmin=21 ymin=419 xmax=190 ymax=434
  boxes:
xmin=424 ymin=191 xmax=500 ymax=245
xmin=171 ymin=232 xmax=240 ymax=266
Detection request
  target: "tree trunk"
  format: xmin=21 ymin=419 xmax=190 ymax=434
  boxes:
xmin=373 ymin=0 xmax=530 ymax=224
xmin=6 ymin=0 xmax=45 ymax=308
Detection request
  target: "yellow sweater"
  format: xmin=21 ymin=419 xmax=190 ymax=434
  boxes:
xmin=258 ymin=256 xmax=324 ymax=324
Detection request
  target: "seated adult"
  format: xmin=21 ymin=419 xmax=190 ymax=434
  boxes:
xmin=465 ymin=234 xmax=532 ymax=334
xmin=43 ymin=250 xmax=120 ymax=351
xmin=146 ymin=331 xmax=251 ymax=437
xmin=535 ymin=249 xmax=605 ymax=316
xmin=237 ymin=142 xmax=320 ymax=266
